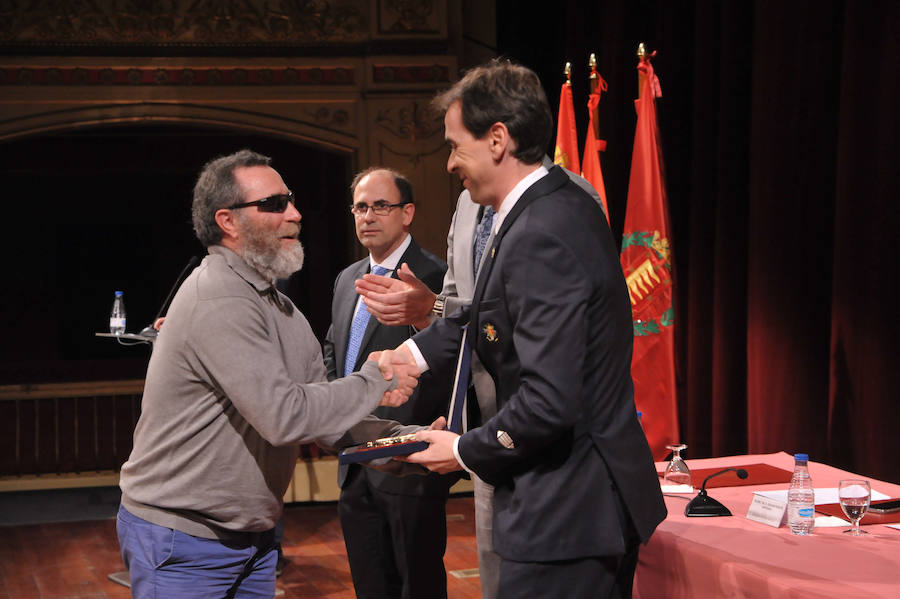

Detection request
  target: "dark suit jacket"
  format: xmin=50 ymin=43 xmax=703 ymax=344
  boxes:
xmin=323 ymin=236 xmax=453 ymax=496
xmin=414 ymin=166 xmax=667 ymax=562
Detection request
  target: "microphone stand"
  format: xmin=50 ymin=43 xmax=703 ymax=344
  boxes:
xmin=685 ymin=467 xmax=749 ymax=517
xmin=138 ymin=256 xmax=200 ymax=339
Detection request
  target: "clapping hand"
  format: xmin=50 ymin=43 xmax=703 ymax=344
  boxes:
xmin=355 ymin=263 xmax=436 ymax=330
xmin=370 ymin=346 xmax=420 ymax=407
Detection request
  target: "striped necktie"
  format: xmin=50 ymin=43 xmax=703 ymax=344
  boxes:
xmin=344 ymin=265 xmax=389 ymax=375
xmin=473 ymin=206 xmax=495 ymax=274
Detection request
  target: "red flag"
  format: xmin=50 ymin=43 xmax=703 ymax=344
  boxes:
xmin=620 ymin=54 xmax=679 ymax=460
xmin=581 ymin=70 xmax=610 ymax=223
xmin=554 ymin=81 xmax=580 ymax=174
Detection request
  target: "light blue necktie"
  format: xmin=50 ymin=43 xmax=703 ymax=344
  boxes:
xmin=344 ymin=265 xmax=389 ymax=375
xmin=473 ymin=206 xmax=495 ymax=274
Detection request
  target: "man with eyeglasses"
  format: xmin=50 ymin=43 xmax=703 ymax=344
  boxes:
xmin=322 ymin=167 xmax=454 ymax=599
xmin=117 ymin=150 xmax=420 ymax=599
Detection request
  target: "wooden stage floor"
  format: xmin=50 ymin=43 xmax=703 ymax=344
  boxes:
xmin=0 ymin=495 xmax=483 ymax=599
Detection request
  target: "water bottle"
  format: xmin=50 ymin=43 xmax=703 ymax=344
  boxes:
xmin=109 ymin=291 xmax=126 ymax=335
xmin=787 ymin=453 xmax=815 ymax=535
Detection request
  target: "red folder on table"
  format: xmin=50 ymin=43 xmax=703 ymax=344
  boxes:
xmin=815 ymin=500 xmax=900 ymax=525
xmin=657 ymin=463 xmax=794 ymax=489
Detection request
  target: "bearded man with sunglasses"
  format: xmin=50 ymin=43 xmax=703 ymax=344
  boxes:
xmin=117 ymin=149 xmax=420 ymax=599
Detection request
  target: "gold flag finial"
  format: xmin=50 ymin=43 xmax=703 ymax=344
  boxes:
xmin=588 ymin=53 xmax=601 ymax=93
xmin=637 ymin=42 xmax=657 ymax=62
xmin=564 ymin=62 xmax=572 ymax=86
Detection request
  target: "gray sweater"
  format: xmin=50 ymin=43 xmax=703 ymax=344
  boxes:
xmin=120 ymin=246 xmax=398 ymax=539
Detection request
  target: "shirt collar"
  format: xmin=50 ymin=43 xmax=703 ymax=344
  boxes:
xmin=493 ymin=165 xmax=549 ymax=234
xmin=370 ymin=233 xmax=411 ymax=273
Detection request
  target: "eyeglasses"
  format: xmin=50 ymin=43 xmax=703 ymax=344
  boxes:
xmin=349 ymin=200 xmax=411 ymax=216
xmin=229 ymin=191 xmax=295 ymax=213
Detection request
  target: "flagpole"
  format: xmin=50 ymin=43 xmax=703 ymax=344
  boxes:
xmin=588 ymin=54 xmax=599 ymax=140
xmin=636 ymin=42 xmax=658 ymax=94
xmin=554 ymin=60 xmax=580 ymax=173
xmin=637 ymin=43 xmax=646 ymax=94
xmin=581 ymin=52 xmax=610 ymax=222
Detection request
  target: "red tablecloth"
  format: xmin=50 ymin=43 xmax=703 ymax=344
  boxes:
xmin=634 ymin=452 xmax=900 ymax=599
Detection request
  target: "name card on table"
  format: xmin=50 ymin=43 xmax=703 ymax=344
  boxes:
xmin=747 ymin=494 xmax=787 ymax=528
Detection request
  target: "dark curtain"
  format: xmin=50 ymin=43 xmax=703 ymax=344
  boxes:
xmin=497 ymin=0 xmax=900 ymax=483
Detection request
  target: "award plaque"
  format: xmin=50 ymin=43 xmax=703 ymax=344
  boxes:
xmin=337 ymin=434 xmax=430 ymax=464
xmin=339 ymin=327 xmax=471 ymax=465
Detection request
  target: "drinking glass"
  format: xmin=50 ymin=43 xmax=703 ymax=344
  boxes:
xmin=838 ymin=479 xmax=871 ymax=535
xmin=663 ymin=444 xmax=691 ymax=486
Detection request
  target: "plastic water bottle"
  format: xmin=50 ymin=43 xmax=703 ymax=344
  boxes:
xmin=787 ymin=453 xmax=815 ymax=535
xmin=109 ymin=291 xmax=126 ymax=335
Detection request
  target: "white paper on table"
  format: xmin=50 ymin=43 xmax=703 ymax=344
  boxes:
xmin=887 ymin=524 xmax=900 ymax=531
xmin=754 ymin=488 xmax=890 ymax=505
xmin=814 ymin=516 xmax=851 ymax=527
xmin=660 ymin=483 xmax=694 ymax=494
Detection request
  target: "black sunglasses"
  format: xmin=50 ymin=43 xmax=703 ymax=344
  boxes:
xmin=229 ymin=191 xmax=295 ymax=213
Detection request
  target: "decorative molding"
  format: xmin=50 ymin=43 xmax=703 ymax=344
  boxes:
xmin=372 ymin=63 xmax=449 ymax=84
xmin=374 ymin=101 xmax=442 ymax=142
xmin=377 ymin=0 xmax=444 ymax=36
xmin=387 ymin=142 xmax=445 ymax=167
xmin=0 ymin=66 xmax=355 ymax=86
xmin=0 ymin=0 xmax=368 ymax=47
xmin=304 ymin=105 xmax=353 ymax=132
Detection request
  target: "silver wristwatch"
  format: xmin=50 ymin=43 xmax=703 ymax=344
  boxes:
xmin=431 ymin=294 xmax=445 ymax=317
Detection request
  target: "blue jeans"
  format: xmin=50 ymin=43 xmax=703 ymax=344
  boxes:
xmin=116 ymin=505 xmax=277 ymax=599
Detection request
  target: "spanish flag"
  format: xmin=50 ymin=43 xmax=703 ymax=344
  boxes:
xmin=554 ymin=78 xmax=580 ymax=174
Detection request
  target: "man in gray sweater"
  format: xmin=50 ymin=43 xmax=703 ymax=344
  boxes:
xmin=117 ymin=149 xmax=418 ymax=599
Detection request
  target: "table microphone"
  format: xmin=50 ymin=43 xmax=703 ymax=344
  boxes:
xmin=685 ymin=467 xmax=749 ymax=517
xmin=138 ymin=255 xmax=201 ymax=339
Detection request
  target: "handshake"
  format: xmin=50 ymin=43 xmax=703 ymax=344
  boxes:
xmin=368 ymin=344 xmax=420 ymax=407
xmin=364 ymin=344 xmax=463 ymax=475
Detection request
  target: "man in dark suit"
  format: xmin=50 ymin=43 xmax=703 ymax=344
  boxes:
xmin=355 ymin=157 xmax=603 ymax=599
xmin=397 ymin=60 xmax=667 ymax=599
xmin=322 ymin=167 xmax=452 ymax=599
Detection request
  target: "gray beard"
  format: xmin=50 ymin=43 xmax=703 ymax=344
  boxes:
xmin=237 ymin=221 xmax=305 ymax=283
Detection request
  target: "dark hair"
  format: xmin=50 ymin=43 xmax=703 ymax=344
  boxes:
xmin=349 ymin=166 xmax=414 ymax=205
xmin=432 ymin=59 xmax=552 ymax=164
xmin=192 ymin=149 xmax=272 ymax=247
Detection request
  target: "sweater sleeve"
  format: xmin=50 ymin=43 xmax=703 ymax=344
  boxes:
xmin=187 ymin=294 xmax=395 ymax=447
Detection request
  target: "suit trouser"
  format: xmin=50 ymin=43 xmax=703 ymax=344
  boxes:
xmin=498 ymin=547 xmax=640 ymax=599
xmin=473 ymin=474 xmax=500 ymax=599
xmin=495 ymin=484 xmax=641 ymax=599
xmin=116 ymin=505 xmax=277 ymax=599
xmin=338 ymin=467 xmax=449 ymax=599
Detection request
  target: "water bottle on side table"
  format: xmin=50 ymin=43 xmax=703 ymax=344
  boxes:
xmin=110 ymin=290 xmax=126 ymax=335
xmin=787 ymin=453 xmax=815 ymax=535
